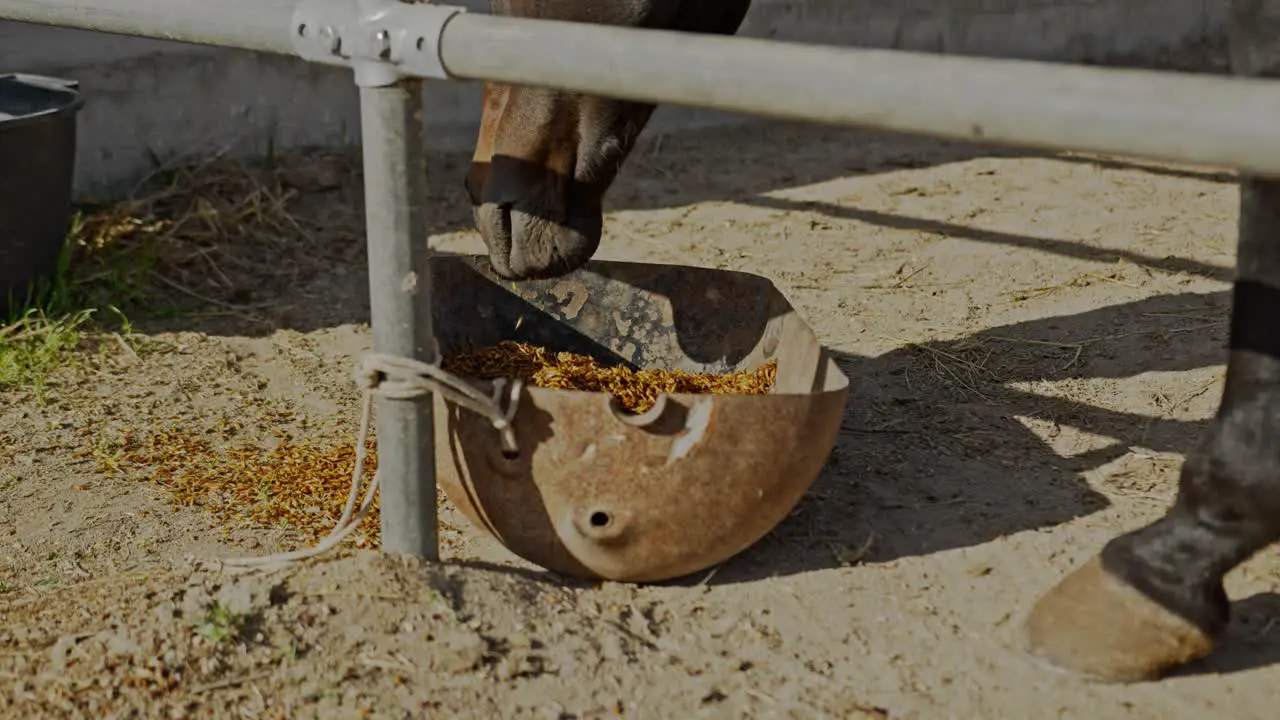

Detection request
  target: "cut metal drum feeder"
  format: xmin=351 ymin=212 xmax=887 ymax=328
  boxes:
xmin=430 ymin=255 xmax=849 ymax=583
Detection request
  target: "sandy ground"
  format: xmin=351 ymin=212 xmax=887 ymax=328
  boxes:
xmin=2 ymin=114 xmax=1278 ymax=719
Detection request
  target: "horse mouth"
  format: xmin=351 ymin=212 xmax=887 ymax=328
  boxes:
xmin=472 ymin=203 xmax=602 ymax=281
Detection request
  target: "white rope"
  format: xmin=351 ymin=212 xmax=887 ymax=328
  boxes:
xmin=217 ymin=352 xmax=522 ymax=573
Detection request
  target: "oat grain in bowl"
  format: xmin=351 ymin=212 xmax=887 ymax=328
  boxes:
xmin=442 ymin=340 xmax=777 ymax=414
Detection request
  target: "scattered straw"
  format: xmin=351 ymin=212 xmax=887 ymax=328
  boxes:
xmin=60 ymin=150 xmax=366 ymax=324
xmin=442 ymin=340 xmax=777 ymax=414
xmin=80 ymin=344 xmax=774 ymax=551
xmin=90 ymin=422 xmax=386 ymax=549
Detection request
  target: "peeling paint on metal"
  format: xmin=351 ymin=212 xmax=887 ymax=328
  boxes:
xmin=667 ymin=398 xmax=714 ymax=465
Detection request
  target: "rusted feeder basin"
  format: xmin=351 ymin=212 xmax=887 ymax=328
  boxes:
xmin=429 ymin=255 xmax=848 ymax=583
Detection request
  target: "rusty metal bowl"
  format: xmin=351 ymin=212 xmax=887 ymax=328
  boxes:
xmin=428 ymin=255 xmax=848 ymax=583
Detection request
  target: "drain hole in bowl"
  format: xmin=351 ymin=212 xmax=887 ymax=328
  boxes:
xmin=589 ymin=511 xmax=612 ymax=528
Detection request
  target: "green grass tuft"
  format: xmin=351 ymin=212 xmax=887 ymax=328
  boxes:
xmin=194 ymin=602 xmax=253 ymax=644
xmin=1 ymin=209 xmax=164 ymax=394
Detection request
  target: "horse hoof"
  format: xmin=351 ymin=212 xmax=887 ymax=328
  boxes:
xmin=1023 ymin=556 xmax=1215 ymax=683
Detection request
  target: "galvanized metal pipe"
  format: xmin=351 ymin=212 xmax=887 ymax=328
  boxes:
xmin=0 ymin=0 xmax=297 ymax=53
xmin=437 ymin=14 xmax=1280 ymax=177
xmin=359 ymin=79 xmax=439 ymax=559
xmin=3 ymin=0 xmax=1280 ymax=175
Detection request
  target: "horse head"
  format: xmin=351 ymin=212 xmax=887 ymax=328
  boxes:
xmin=464 ymin=0 xmax=752 ymax=279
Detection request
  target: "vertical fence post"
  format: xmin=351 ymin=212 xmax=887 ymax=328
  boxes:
xmin=359 ymin=78 xmax=439 ymax=560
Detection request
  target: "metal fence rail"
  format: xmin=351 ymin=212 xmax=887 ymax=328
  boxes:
xmin=4 ymin=0 xmax=1280 ymax=174
xmin=0 ymin=0 xmax=297 ymax=54
xmin=1 ymin=0 xmax=1274 ymax=559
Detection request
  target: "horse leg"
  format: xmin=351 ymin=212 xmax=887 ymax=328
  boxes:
xmin=1022 ymin=0 xmax=1280 ymax=682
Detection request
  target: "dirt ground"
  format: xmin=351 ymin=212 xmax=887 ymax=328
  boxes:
xmin=2 ymin=112 xmax=1278 ymax=719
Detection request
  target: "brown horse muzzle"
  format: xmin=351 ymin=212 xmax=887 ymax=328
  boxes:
xmin=465 ymin=155 xmax=603 ymax=280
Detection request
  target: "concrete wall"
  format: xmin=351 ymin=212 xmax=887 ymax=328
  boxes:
xmin=1 ymin=0 xmax=1226 ymax=199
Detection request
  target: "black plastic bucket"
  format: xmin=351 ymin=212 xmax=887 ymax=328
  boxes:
xmin=0 ymin=74 xmax=84 ymax=314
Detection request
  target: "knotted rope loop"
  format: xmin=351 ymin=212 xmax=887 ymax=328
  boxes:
xmin=355 ymin=352 xmax=522 ymax=456
xmin=217 ymin=351 xmax=523 ymax=573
